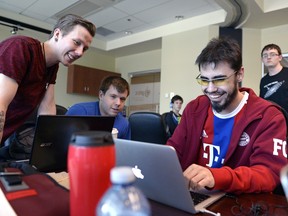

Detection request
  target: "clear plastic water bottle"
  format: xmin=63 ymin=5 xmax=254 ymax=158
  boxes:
xmin=96 ymin=166 xmax=151 ymax=216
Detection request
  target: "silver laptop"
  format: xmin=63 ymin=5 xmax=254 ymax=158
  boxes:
xmin=115 ymin=139 xmax=225 ymax=214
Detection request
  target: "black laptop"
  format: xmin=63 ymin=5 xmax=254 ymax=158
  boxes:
xmin=29 ymin=115 xmax=115 ymax=173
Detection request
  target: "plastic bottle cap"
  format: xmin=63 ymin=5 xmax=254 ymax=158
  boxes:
xmin=110 ymin=166 xmax=136 ymax=184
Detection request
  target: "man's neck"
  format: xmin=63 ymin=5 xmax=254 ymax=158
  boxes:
xmin=268 ymin=64 xmax=283 ymax=76
xmin=172 ymin=109 xmax=179 ymax=116
xmin=45 ymin=40 xmax=60 ymax=67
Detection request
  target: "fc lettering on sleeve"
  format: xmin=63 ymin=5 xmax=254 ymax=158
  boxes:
xmin=273 ymin=138 xmax=287 ymax=158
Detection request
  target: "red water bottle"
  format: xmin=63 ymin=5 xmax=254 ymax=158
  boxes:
xmin=68 ymin=131 xmax=115 ymax=216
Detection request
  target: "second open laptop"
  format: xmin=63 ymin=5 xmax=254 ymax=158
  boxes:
xmin=29 ymin=115 xmax=115 ymax=173
xmin=115 ymin=139 xmax=225 ymax=214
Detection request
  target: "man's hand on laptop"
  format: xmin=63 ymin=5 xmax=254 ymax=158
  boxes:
xmin=184 ymin=164 xmax=215 ymax=190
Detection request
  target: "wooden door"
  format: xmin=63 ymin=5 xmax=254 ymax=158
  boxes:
xmin=128 ymin=72 xmax=160 ymax=115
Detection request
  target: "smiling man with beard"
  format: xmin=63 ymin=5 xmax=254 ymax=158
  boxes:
xmin=167 ymin=37 xmax=287 ymax=194
xmin=0 ymin=14 xmax=96 ymax=160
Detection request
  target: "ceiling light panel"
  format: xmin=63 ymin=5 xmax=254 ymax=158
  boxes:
xmin=54 ymin=0 xmax=101 ymax=19
xmin=86 ymin=7 xmax=127 ymax=27
xmin=0 ymin=0 xmax=35 ymax=13
xmin=104 ymin=16 xmax=144 ymax=32
xmin=88 ymin=0 xmax=124 ymax=7
xmin=113 ymin=0 xmax=171 ymax=14
xmin=96 ymin=26 xmax=115 ymax=37
xmin=21 ymin=0 xmax=78 ymax=20
xmin=134 ymin=0 xmax=212 ymax=24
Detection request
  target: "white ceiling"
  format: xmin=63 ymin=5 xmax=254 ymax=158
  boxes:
xmin=0 ymin=0 xmax=222 ymax=40
xmin=0 ymin=0 xmax=288 ymax=56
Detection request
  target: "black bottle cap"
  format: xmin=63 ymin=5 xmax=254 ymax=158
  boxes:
xmin=70 ymin=131 xmax=114 ymax=147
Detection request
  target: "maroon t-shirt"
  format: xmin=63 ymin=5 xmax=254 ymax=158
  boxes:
xmin=0 ymin=35 xmax=58 ymax=143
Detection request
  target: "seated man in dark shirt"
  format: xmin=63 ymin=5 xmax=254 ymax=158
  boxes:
xmin=164 ymin=95 xmax=183 ymax=136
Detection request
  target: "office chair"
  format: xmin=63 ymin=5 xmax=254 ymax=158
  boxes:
xmin=56 ymin=104 xmax=68 ymax=115
xmin=128 ymin=111 xmax=169 ymax=144
xmin=161 ymin=112 xmax=173 ymax=138
xmin=24 ymin=104 xmax=67 ymax=121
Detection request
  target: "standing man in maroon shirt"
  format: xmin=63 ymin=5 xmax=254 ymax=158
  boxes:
xmin=0 ymin=14 xmax=96 ymax=160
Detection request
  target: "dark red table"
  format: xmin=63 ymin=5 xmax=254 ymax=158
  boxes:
xmin=150 ymin=193 xmax=288 ymax=216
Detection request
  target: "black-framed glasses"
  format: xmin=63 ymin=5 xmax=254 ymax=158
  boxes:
xmin=196 ymin=71 xmax=237 ymax=87
xmin=262 ymin=53 xmax=279 ymax=59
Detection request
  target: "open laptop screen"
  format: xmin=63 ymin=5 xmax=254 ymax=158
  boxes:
xmin=29 ymin=115 xmax=115 ymax=173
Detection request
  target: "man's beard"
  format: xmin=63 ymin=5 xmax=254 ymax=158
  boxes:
xmin=210 ymin=83 xmax=238 ymax=113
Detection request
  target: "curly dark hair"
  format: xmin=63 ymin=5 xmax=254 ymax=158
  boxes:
xmin=195 ymin=37 xmax=242 ymax=72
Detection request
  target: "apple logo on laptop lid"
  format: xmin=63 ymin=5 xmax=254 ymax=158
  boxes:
xmin=132 ymin=165 xmax=144 ymax=179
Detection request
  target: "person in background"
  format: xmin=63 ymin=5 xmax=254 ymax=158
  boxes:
xmin=167 ymin=37 xmax=287 ymax=194
xmin=0 ymin=14 xmax=96 ymax=160
xmin=164 ymin=95 xmax=183 ymax=136
xmin=66 ymin=76 xmax=131 ymax=139
xmin=259 ymin=44 xmax=288 ymax=114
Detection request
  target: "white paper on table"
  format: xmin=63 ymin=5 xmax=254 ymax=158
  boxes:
xmin=0 ymin=187 xmax=17 ymax=216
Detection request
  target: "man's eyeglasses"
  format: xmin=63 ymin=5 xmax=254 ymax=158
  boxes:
xmin=196 ymin=71 xmax=237 ymax=87
xmin=262 ymin=53 xmax=279 ymax=59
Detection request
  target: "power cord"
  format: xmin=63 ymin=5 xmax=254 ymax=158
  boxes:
xmin=250 ymin=202 xmax=268 ymax=215
xmin=228 ymin=193 xmax=288 ymax=216
xmin=200 ymin=208 xmax=221 ymax=216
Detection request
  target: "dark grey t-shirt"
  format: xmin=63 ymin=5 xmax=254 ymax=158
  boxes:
xmin=260 ymin=67 xmax=288 ymax=113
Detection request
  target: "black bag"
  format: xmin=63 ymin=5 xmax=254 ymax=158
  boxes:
xmin=7 ymin=122 xmax=36 ymax=160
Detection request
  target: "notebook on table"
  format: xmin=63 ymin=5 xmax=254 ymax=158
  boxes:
xmin=29 ymin=115 xmax=115 ymax=173
xmin=115 ymin=139 xmax=225 ymax=214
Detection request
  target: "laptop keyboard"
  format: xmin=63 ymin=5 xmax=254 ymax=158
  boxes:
xmin=190 ymin=191 xmax=211 ymax=205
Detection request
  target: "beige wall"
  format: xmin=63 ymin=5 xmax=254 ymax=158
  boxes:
xmin=242 ymin=28 xmax=262 ymax=95
xmin=160 ymin=26 xmax=219 ymax=113
xmin=115 ymin=25 xmax=221 ymax=114
xmin=261 ymin=24 xmax=288 ymax=53
xmin=115 ymin=49 xmax=162 ymax=106
xmin=2 ymin=22 xmax=288 ymax=114
xmin=115 ymin=50 xmax=162 ymax=80
xmin=115 ymin=26 xmax=220 ymax=114
xmin=116 ymin=24 xmax=288 ymax=114
xmin=239 ymin=24 xmax=288 ymax=96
